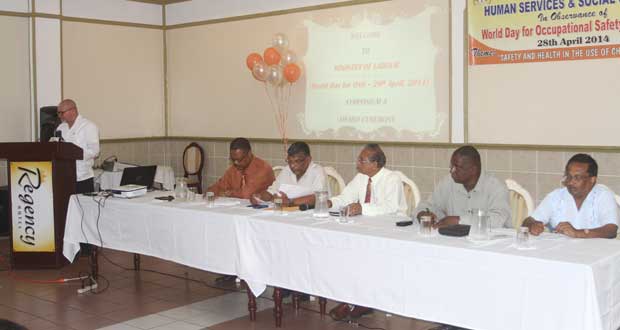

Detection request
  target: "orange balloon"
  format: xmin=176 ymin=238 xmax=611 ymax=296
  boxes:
xmin=283 ymin=63 xmax=301 ymax=83
xmin=263 ymin=47 xmax=281 ymax=66
xmin=246 ymin=53 xmax=263 ymax=70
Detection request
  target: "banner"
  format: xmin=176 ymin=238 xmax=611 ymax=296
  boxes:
xmin=10 ymin=162 xmax=55 ymax=252
xmin=468 ymin=0 xmax=620 ymax=65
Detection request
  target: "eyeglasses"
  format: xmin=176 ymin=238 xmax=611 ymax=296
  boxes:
xmin=57 ymin=107 xmax=75 ymax=115
xmin=286 ymin=156 xmax=307 ymax=166
xmin=562 ymin=174 xmax=591 ymax=183
xmin=356 ymin=157 xmax=373 ymax=164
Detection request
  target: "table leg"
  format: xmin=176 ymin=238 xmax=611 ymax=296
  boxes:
xmin=319 ymin=297 xmax=327 ymax=317
xmin=273 ymin=287 xmax=283 ymax=327
xmin=244 ymin=281 xmax=257 ymax=321
xmin=133 ymin=253 xmax=141 ymax=270
xmin=90 ymin=247 xmax=99 ymax=280
xmin=292 ymin=293 xmax=300 ymax=311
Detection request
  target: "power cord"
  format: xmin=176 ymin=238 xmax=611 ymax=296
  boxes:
xmin=76 ymin=194 xmax=387 ymax=329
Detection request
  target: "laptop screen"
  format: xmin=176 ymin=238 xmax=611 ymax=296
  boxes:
xmin=120 ymin=166 xmax=157 ymax=189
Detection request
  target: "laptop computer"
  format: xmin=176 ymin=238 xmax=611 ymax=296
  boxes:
xmin=120 ymin=165 xmax=157 ymax=189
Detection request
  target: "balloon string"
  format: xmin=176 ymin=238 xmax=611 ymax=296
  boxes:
xmin=261 ymin=77 xmax=290 ymax=155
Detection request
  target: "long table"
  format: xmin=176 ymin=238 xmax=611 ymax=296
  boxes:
xmin=63 ymin=192 xmax=620 ymax=330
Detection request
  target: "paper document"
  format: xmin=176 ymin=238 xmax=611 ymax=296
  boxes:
xmin=214 ymin=197 xmax=242 ymax=207
xmin=277 ymin=184 xmax=314 ymax=199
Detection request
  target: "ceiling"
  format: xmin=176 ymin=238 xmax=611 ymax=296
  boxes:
xmin=128 ymin=0 xmax=191 ymax=5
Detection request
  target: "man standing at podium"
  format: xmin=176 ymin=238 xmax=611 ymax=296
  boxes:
xmin=55 ymin=99 xmax=100 ymax=193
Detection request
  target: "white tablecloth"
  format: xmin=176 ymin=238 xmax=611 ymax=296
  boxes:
xmin=94 ymin=165 xmax=175 ymax=191
xmin=63 ymin=192 xmax=620 ymax=330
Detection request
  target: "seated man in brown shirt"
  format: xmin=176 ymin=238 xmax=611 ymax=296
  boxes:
xmin=207 ymin=137 xmax=275 ymax=199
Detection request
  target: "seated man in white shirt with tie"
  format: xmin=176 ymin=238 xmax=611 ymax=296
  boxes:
xmin=327 ymin=143 xmax=407 ymax=217
xmin=523 ymin=153 xmax=618 ymax=238
xmin=251 ymin=141 xmax=326 ymax=206
xmin=327 ymin=143 xmax=407 ymax=321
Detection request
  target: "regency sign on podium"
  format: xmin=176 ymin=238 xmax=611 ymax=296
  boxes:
xmin=0 ymin=142 xmax=82 ymax=269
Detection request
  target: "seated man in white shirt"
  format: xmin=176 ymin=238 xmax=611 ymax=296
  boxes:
xmin=414 ymin=145 xmax=511 ymax=229
xmin=251 ymin=141 xmax=326 ymax=206
xmin=523 ymin=153 xmax=618 ymax=238
xmin=328 ymin=144 xmax=407 ymax=321
xmin=328 ymin=144 xmax=407 ymax=217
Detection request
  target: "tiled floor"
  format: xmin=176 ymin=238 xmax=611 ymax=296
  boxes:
xmin=0 ymin=237 xmax=439 ymax=330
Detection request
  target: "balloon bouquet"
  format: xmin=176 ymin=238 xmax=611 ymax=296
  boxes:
xmin=246 ymin=33 xmax=302 ymax=152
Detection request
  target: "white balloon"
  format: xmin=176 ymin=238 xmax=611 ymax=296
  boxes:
xmin=266 ymin=65 xmax=283 ymax=86
xmin=272 ymin=33 xmax=289 ymax=50
xmin=281 ymin=50 xmax=297 ymax=65
xmin=252 ymin=61 xmax=268 ymax=81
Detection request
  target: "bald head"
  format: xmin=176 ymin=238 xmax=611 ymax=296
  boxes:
xmin=57 ymin=99 xmax=79 ymax=126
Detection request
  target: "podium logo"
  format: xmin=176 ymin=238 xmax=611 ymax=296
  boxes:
xmin=16 ymin=167 xmax=41 ymax=246
xmin=11 ymin=162 xmax=55 ymax=252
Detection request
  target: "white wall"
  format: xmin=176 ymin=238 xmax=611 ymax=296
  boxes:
xmin=165 ymin=0 xmax=351 ymax=25
xmin=35 ymin=17 xmax=61 ymax=111
xmin=62 ymin=0 xmax=162 ymax=25
xmin=0 ymin=0 xmax=29 ymax=13
xmin=1 ymin=0 xmax=467 ymax=143
xmin=35 ymin=0 xmax=60 ymax=15
xmin=166 ymin=0 xmax=467 ymax=143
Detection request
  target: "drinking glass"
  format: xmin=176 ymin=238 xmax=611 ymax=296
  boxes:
xmin=470 ymin=208 xmax=490 ymax=240
xmin=419 ymin=215 xmax=432 ymax=236
xmin=273 ymin=197 xmax=284 ymax=214
xmin=174 ymin=177 xmax=188 ymax=200
xmin=187 ymin=187 xmax=197 ymax=201
xmin=338 ymin=205 xmax=353 ymax=224
xmin=313 ymin=191 xmax=329 ymax=218
xmin=516 ymin=226 xmax=530 ymax=248
xmin=205 ymin=191 xmax=215 ymax=208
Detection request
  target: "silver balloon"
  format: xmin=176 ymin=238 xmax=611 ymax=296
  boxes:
xmin=252 ymin=61 xmax=268 ymax=81
xmin=266 ymin=65 xmax=283 ymax=86
xmin=280 ymin=50 xmax=297 ymax=65
xmin=272 ymin=33 xmax=289 ymax=50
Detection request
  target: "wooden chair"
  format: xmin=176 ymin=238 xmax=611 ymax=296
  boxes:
xmin=394 ymin=171 xmax=421 ymax=217
xmin=183 ymin=142 xmax=205 ymax=194
xmin=505 ymin=179 xmax=534 ymax=229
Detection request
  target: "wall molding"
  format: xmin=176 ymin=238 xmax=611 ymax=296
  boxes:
xmin=165 ymin=0 xmax=389 ymax=30
xmin=0 ymin=10 xmax=163 ymax=29
xmin=99 ymin=136 xmax=620 ymax=152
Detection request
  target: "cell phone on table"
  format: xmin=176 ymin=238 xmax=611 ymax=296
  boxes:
xmin=395 ymin=220 xmax=413 ymax=227
xmin=247 ymin=204 xmax=268 ymax=209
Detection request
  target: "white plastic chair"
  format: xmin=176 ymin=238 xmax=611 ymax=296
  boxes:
xmin=596 ymin=184 xmax=620 ymax=240
xmin=272 ymin=165 xmax=285 ymax=178
xmin=394 ymin=171 xmax=421 ymax=217
xmin=323 ymin=166 xmax=346 ymax=197
xmin=505 ymin=179 xmax=534 ymax=229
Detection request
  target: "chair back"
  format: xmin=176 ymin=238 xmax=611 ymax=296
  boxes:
xmin=273 ymin=165 xmax=285 ymax=178
xmin=323 ymin=166 xmax=346 ymax=197
xmin=596 ymin=184 xmax=620 ymax=239
xmin=183 ymin=142 xmax=205 ymax=194
xmin=394 ymin=171 xmax=420 ymax=217
xmin=505 ymin=179 xmax=534 ymax=229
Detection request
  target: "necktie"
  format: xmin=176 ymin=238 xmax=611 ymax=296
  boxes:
xmin=364 ymin=177 xmax=372 ymax=203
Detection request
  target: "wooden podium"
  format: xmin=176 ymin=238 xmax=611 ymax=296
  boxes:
xmin=0 ymin=142 xmax=82 ymax=269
